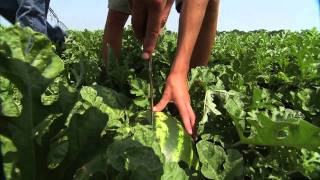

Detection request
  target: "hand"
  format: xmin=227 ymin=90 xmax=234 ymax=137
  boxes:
xmin=153 ymin=73 xmax=197 ymax=139
xmin=131 ymin=0 xmax=174 ymax=60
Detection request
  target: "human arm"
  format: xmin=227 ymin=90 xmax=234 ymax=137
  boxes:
xmin=189 ymin=0 xmax=220 ymax=68
xmin=154 ymin=0 xmax=220 ymax=138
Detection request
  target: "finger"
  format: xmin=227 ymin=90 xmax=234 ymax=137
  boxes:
xmin=186 ymin=103 xmax=196 ymax=129
xmin=131 ymin=2 xmax=147 ymax=41
xmin=175 ymin=99 xmax=193 ymax=135
xmin=186 ymin=103 xmax=197 ymax=140
xmin=142 ymin=0 xmax=164 ymax=60
xmin=153 ymin=91 xmax=171 ymax=112
xmin=160 ymin=0 xmax=174 ymax=29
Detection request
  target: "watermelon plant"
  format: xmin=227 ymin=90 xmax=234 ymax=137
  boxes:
xmin=0 ymin=25 xmax=319 ymax=180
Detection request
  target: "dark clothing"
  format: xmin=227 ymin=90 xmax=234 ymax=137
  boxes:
xmin=0 ymin=0 xmax=66 ymax=43
xmin=0 ymin=0 xmax=50 ymax=34
xmin=16 ymin=0 xmax=51 ymax=35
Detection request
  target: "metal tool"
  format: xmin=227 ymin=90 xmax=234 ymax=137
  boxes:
xmin=148 ymin=56 xmax=155 ymax=129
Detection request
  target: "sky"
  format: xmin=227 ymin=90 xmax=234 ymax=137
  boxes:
xmin=0 ymin=0 xmax=319 ymax=31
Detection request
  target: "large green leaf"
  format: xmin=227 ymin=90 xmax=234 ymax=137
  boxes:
xmin=107 ymin=138 xmax=163 ymax=179
xmin=79 ymin=85 xmax=127 ymax=128
xmin=49 ymin=107 xmax=108 ymax=179
xmin=72 ymin=153 xmax=108 ymax=180
xmin=196 ymin=140 xmax=243 ymax=180
xmin=161 ymin=162 xmax=189 ymax=180
xmin=199 ymin=87 xmax=320 ymax=151
xmin=129 ymin=76 xmax=150 ymax=108
xmin=244 ymin=108 xmax=320 ymax=150
xmin=223 ymin=91 xmax=320 ymax=151
xmin=0 ymin=26 xmax=64 ymax=179
xmin=0 ymin=76 xmax=22 ymax=117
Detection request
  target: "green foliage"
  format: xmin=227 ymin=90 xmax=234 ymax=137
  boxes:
xmin=196 ymin=140 xmax=243 ymax=179
xmin=0 ymin=25 xmax=64 ymax=179
xmin=0 ymin=26 xmax=319 ymax=180
xmin=0 ymin=76 xmax=22 ymax=117
xmin=62 ymin=30 xmax=104 ymax=86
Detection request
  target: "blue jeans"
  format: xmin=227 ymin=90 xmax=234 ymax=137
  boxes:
xmin=0 ymin=0 xmax=65 ymax=43
xmin=16 ymin=0 xmax=50 ymax=35
xmin=0 ymin=0 xmax=50 ymax=35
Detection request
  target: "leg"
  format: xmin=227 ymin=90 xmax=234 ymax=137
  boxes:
xmin=189 ymin=0 xmax=220 ymax=68
xmin=102 ymin=9 xmax=129 ymax=65
xmin=16 ymin=0 xmax=49 ymax=35
xmin=45 ymin=0 xmax=50 ymax=15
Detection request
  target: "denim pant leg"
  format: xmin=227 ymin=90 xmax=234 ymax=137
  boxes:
xmin=16 ymin=0 xmax=50 ymax=35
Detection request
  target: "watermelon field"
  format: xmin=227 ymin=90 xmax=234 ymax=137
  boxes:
xmin=0 ymin=25 xmax=319 ymax=179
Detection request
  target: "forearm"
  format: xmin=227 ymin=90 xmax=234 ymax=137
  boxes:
xmin=170 ymin=0 xmax=209 ymax=76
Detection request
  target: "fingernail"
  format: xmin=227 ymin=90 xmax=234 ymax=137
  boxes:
xmin=142 ymin=52 xmax=150 ymax=60
xmin=187 ymin=128 xmax=192 ymax=135
xmin=192 ymin=133 xmax=198 ymax=142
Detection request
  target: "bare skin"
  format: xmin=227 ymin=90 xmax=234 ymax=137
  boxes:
xmin=102 ymin=0 xmax=173 ymax=63
xmin=189 ymin=0 xmax=220 ymax=68
xmin=154 ymin=0 xmax=220 ymax=137
xmin=102 ymin=0 xmax=220 ymax=138
xmin=131 ymin=0 xmax=174 ymax=59
xmin=102 ymin=10 xmax=128 ymax=65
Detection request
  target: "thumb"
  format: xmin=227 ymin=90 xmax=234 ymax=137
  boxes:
xmin=153 ymin=94 xmax=170 ymax=112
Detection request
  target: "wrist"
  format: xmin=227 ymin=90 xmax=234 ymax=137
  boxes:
xmin=170 ymin=68 xmax=188 ymax=78
xmin=169 ymin=64 xmax=189 ymax=78
xmin=170 ymin=53 xmax=190 ymax=76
